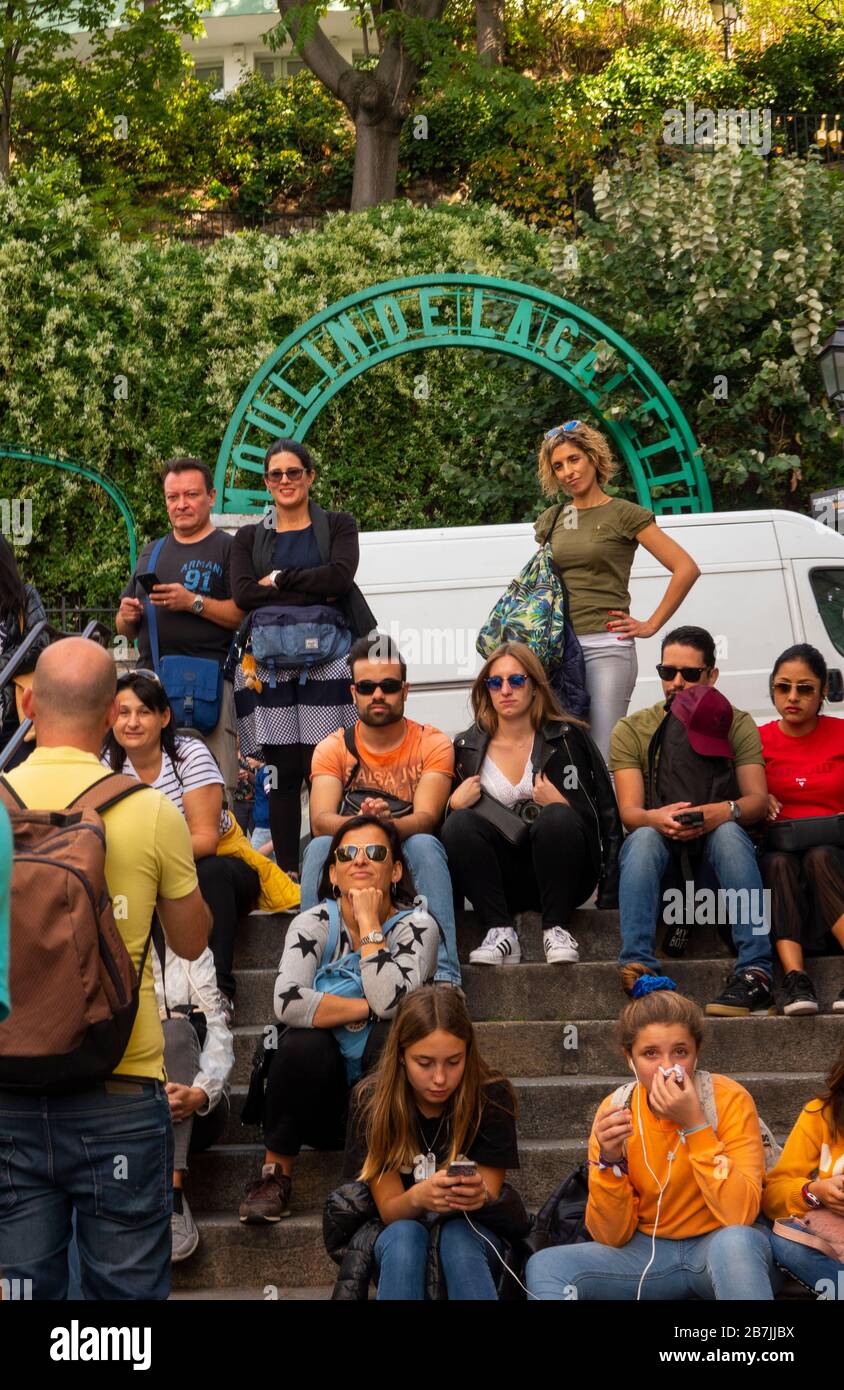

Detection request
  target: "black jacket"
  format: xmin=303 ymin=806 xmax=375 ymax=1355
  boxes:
xmin=230 ymin=500 xmax=377 ymax=638
xmin=323 ymin=1180 xmax=533 ymax=1301
xmin=0 ymin=584 xmax=49 ymax=721
xmin=451 ymin=718 xmax=622 ymax=909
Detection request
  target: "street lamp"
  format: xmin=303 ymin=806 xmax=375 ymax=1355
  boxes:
xmin=709 ymin=0 xmax=740 ymax=62
xmin=818 ymin=320 xmax=844 ymax=429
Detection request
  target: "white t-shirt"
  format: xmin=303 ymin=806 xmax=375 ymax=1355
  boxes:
xmin=103 ymin=736 xmax=231 ymax=833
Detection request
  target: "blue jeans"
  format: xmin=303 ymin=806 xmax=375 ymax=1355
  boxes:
xmin=301 ymin=833 xmax=461 ymax=985
xmin=768 ymin=1230 xmax=844 ymax=1297
xmin=526 ymin=1224 xmax=780 ymax=1300
xmin=374 ymin=1217 xmax=504 ymax=1300
xmin=0 ymin=1080 xmax=174 ymax=1300
xmin=618 ymin=822 xmax=772 ymax=975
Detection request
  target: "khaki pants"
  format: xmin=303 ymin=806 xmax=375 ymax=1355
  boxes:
xmin=203 ymin=679 xmax=238 ymax=804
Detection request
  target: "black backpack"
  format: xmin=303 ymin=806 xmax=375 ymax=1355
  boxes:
xmin=647 ymin=696 xmax=738 ymax=811
xmin=529 ymin=1163 xmax=593 ymax=1252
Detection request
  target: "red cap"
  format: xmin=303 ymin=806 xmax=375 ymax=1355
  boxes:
xmin=669 ymin=684 xmax=733 ymax=758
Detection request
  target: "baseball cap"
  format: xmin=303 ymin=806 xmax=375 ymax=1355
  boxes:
xmin=669 ymin=684 xmax=733 ymax=758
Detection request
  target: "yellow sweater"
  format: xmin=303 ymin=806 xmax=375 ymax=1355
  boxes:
xmin=763 ymin=1099 xmax=844 ymax=1220
xmin=586 ymin=1074 xmax=765 ymax=1246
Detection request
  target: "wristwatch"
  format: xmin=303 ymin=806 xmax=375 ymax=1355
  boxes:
xmin=728 ymin=799 xmax=742 ymax=823
xmin=359 ymin=930 xmax=385 ymax=947
xmin=802 ymin=1182 xmax=823 ymax=1210
xmin=268 ymin=569 xmax=281 ymax=586
xmin=191 ymin=595 xmax=205 ymax=615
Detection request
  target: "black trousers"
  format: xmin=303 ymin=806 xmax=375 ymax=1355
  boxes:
xmin=760 ymin=844 xmax=844 ymax=952
xmin=262 ymin=1022 xmax=391 ymax=1156
xmin=262 ymin=742 xmax=315 ymax=874
xmin=441 ymin=802 xmax=599 ymax=930
xmin=196 ymin=854 xmax=261 ymax=1001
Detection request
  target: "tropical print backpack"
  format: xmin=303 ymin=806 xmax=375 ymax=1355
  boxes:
xmin=476 ymin=546 xmax=566 ymax=669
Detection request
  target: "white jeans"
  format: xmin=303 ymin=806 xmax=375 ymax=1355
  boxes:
xmin=581 ymin=642 xmax=638 ymax=762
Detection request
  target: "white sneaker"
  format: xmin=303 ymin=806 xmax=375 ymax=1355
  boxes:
xmin=469 ymin=927 xmax=521 ymax=965
xmin=543 ymin=927 xmax=579 ymax=964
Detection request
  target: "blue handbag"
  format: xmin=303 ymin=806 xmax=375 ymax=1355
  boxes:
xmin=250 ymin=603 xmax=351 ymax=687
xmin=144 ymin=538 xmax=224 ymax=735
xmin=312 ymin=899 xmax=413 ymax=1083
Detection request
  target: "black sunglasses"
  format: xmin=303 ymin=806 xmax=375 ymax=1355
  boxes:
xmin=354 ymin=679 xmax=404 ymax=695
xmin=335 ymin=843 xmax=389 ymax=863
xmin=656 ymin=664 xmax=710 ymax=682
xmin=265 ymin=467 xmax=306 ymax=483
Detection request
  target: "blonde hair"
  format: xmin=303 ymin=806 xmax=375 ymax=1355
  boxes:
xmin=538 ymin=421 xmax=616 ymax=500
xmin=471 ymin=641 xmax=587 ymax=735
xmin=357 ymin=987 xmax=515 ymax=1182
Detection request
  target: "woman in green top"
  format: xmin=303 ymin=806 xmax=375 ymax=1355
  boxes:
xmin=536 ymin=421 xmax=700 ymax=760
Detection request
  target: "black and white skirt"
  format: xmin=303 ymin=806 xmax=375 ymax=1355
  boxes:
xmin=233 ymin=653 xmax=355 ymax=754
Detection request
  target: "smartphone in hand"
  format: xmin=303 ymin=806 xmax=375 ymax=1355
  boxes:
xmin=136 ymin=571 xmax=160 ymax=596
xmin=446 ymin=1160 xmax=477 ymax=1179
xmin=675 ymin=810 xmax=704 ymax=827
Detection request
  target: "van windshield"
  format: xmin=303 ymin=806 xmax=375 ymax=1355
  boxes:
xmin=810 ymin=568 xmax=844 ymax=655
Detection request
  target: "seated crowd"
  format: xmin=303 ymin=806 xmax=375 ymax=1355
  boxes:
xmin=0 ymin=426 xmax=842 ymax=1304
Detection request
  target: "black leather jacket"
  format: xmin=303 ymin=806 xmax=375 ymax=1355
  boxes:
xmin=451 ymin=718 xmax=622 ymax=909
xmin=323 ymin=1180 xmax=532 ymax=1301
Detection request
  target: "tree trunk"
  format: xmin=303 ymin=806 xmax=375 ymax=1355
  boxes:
xmin=0 ymin=56 xmax=12 ymax=179
xmin=475 ymin=0 xmax=503 ymax=65
xmin=351 ymin=112 xmax=402 ymax=208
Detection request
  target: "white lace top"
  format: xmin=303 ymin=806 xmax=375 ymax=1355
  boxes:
xmin=480 ymin=752 xmax=534 ymax=808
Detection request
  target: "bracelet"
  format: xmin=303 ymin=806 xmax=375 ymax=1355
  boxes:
xmin=590 ymin=1153 xmax=629 ymax=1175
xmin=677 ymin=1123 xmax=709 ymax=1143
xmin=802 ymin=1182 xmax=823 ymax=1211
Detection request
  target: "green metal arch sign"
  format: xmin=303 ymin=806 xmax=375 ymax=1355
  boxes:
xmin=0 ymin=446 xmax=138 ymax=569
xmin=214 ymin=274 xmax=711 ymax=516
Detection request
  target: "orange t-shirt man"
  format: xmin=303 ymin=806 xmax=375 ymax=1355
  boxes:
xmin=310 ymin=719 xmax=454 ymax=806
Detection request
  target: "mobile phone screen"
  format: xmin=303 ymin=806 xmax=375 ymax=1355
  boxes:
xmin=136 ymin=571 xmax=160 ymax=595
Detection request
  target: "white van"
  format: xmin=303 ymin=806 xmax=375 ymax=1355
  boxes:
xmin=353 ymin=508 xmax=844 ymax=735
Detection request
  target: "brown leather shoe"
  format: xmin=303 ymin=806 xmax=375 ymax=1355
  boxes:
xmin=239 ymin=1163 xmax=292 ymax=1223
xmin=619 ymin=963 xmax=659 ymax=997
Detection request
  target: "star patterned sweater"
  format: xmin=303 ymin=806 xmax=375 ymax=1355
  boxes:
xmin=273 ymin=900 xmax=439 ymax=1029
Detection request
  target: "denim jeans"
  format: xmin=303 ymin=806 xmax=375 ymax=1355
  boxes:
xmin=0 ymin=1079 xmax=174 ymax=1300
xmin=374 ymin=1217 xmax=504 ymax=1300
xmin=301 ymin=833 xmax=461 ymax=985
xmin=768 ymin=1230 xmax=844 ymax=1297
xmin=526 ymin=1224 xmax=780 ymax=1300
xmin=618 ymin=822 xmax=772 ymax=975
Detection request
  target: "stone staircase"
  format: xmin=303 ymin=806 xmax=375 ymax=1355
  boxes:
xmin=171 ymin=907 xmax=844 ymax=1299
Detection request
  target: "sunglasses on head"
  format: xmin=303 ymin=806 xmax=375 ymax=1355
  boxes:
xmin=265 ymin=467 xmax=306 ymax=483
xmin=544 ymin=420 xmax=582 ymax=440
xmin=117 ymin=668 xmax=162 ymax=687
xmin=354 ymin=679 xmax=404 ymax=695
xmin=772 ymin=680 xmax=819 ymax=698
xmin=656 ymin=664 xmax=710 ymax=682
xmin=335 ymin=843 xmax=389 ymax=863
xmin=484 ymin=673 xmax=530 ymax=691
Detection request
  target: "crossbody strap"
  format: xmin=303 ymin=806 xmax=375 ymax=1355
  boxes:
xmin=341 ymin=724 xmax=362 ymax=798
xmin=145 ymin=536 xmax=167 ymax=675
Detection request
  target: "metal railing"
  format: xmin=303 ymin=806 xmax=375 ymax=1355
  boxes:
xmin=139 ymin=209 xmax=324 ymax=244
xmin=45 ymin=604 xmax=119 ymax=636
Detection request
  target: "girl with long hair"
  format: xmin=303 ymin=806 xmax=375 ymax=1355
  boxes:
xmin=348 ymin=986 xmax=519 ymax=1300
xmin=764 ymin=1039 xmax=844 ymax=1293
xmin=526 ymin=987 xmax=779 ymax=1300
xmin=759 ymin=643 xmax=844 ymax=1015
xmin=442 ymin=640 xmax=622 ymax=966
xmin=535 ymin=420 xmax=699 ymax=758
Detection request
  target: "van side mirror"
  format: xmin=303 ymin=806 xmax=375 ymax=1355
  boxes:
xmin=827 ymin=669 xmax=844 ymax=703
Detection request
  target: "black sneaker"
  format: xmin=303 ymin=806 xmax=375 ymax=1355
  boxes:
xmin=781 ymin=970 xmax=819 ymax=1016
xmin=705 ymin=968 xmax=776 ymax=1017
xmin=833 ymin=986 xmax=844 ymax=1015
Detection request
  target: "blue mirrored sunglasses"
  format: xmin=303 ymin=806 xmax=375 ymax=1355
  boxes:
xmin=484 ymin=674 xmax=530 ymax=691
xmin=544 ymin=420 xmax=582 ymax=440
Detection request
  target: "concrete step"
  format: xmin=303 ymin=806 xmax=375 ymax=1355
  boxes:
xmin=170 ymin=1286 xmax=335 ymax=1300
xmin=231 ymin=957 xmax=844 ymax=1026
xmin=230 ymin=1013 xmax=843 ymax=1087
xmin=186 ymin=1137 xmax=588 ymax=1214
xmin=216 ymin=1070 xmax=821 ymax=1148
xmin=170 ymin=1211 xmax=338 ymax=1291
xmin=233 ymin=908 xmax=736 ymax=969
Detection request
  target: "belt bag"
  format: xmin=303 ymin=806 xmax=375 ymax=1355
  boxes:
xmin=764 ymin=813 xmax=844 ymax=854
xmin=312 ymin=900 xmax=413 ymax=1083
xmin=773 ymin=1209 xmax=844 ymax=1264
xmin=471 ymin=790 xmax=541 ymax=848
xmin=341 ymin=786 xmax=413 ymax=819
xmin=251 ymin=605 xmax=351 ymax=686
